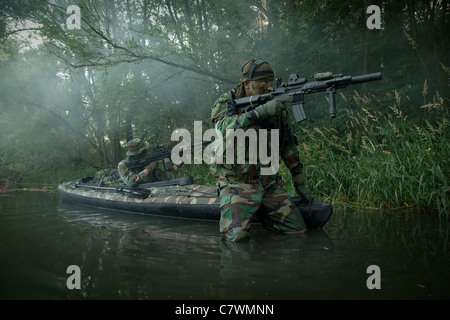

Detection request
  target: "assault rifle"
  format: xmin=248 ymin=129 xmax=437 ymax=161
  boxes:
xmin=230 ymin=71 xmax=382 ymax=122
xmin=125 ymin=142 xmax=208 ymax=171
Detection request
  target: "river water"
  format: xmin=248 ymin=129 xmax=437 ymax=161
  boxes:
xmin=0 ymin=190 xmax=449 ymax=302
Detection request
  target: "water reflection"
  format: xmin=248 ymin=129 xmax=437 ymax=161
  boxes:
xmin=58 ymin=201 xmax=221 ymax=299
xmin=0 ymin=191 xmax=449 ymax=300
xmin=57 ymin=200 xmax=339 ymax=299
xmin=57 ymin=199 xmax=450 ymax=299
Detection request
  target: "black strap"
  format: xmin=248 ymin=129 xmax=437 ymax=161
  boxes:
xmin=249 ymin=70 xmax=274 ymax=79
xmin=226 ymin=90 xmax=237 ymax=115
xmin=244 ymin=61 xmax=260 ymax=79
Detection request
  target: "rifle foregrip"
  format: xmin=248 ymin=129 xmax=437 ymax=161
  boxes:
xmin=329 ymin=92 xmax=336 ymax=118
xmin=327 ymin=87 xmax=336 ymax=118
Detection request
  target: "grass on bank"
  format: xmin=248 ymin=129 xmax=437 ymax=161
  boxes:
xmin=286 ymin=86 xmax=449 ymax=215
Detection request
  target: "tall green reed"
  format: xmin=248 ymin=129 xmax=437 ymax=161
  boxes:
xmin=292 ymin=82 xmax=448 ymax=215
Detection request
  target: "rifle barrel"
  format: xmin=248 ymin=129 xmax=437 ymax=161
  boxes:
xmin=351 ymin=72 xmax=382 ymax=84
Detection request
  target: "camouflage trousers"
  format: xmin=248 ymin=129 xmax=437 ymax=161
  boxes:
xmin=219 ymin=176 xmax=306 ymax=241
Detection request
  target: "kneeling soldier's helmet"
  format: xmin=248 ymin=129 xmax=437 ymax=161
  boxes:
xmin=126 ymin=138 xmax=149 ymax=156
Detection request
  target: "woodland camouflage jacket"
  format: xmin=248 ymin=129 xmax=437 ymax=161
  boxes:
xmin=118 ymin=158 xmax=176 ymax=187
xmin=209 ymin=90 xmax=305 ymax=183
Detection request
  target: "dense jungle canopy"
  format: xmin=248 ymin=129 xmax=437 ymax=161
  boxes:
xmin=0 ymin=0 xmax=448 ymax=213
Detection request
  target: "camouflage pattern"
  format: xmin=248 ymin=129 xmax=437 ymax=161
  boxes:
xmin=219 ymin=176 xmax=306 ymax=241
xmin=240 ymin=59 xmax=274 ymax=82
xmin=58 ymin=178 xmax=332 ymax=229
xmin=59 ymin=180 xmax=220 ymax=208
xmin=88 ymin=169 xmax=122 ymax=186
xmin=210 ymin=88 xmax=308 ymax=241
xmin=126 ymin=138 xmax=149 ymax=156
xmin=210 ymin=89 xmax=303 ymax=179
xmin=118 ymin=138 xmax=179 ymax=187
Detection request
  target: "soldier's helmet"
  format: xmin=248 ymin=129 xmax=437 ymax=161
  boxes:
xmin=126 ymin=138 xmax=149 ymax=156
xmin=241 ymin=59 xmax=274 ymax=82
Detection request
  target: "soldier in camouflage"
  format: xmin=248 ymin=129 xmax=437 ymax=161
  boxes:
xmin=118 ymin=138 xmax=177 ymax=187
xmin=210 ymin=59 xmax=312 ymax=241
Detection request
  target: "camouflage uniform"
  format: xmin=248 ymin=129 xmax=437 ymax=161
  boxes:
xmin=210 ymin=59 xmax=310 ymax=241
xmin=118 ymin=138 xmax=177 ymax=187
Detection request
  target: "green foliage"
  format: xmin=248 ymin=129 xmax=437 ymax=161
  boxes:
xmin=293 ymin=87 xmax=449 ymax=214
xmin=182 ymin=163 xmax=217 ymax=186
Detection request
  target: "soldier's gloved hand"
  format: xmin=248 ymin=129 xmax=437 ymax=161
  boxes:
xmin=144 ymin=161 xmax=158 ymax=174
xmin=293 ymin=173 xmax=312 ymax=205
xmin=256 ymin=98 xmax=291 ymax=118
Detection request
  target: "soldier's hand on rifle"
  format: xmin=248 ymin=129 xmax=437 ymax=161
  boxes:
xmin=255 ymin=97 xmax=291 ymax=118
xmin=293 ymin=173 xmax=312 ymax=205
xmin=143 ymin=161 xmax=158 ymax=175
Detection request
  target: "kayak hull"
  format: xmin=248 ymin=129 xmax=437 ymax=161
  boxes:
xmin=58 ymin=178 xmax=333 ymax=228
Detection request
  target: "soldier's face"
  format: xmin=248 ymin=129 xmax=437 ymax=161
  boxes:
xmin=247 ymin=78 xmax=273 ymax=95
xmin=136 ymin=149 xmax=147 ymax=158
